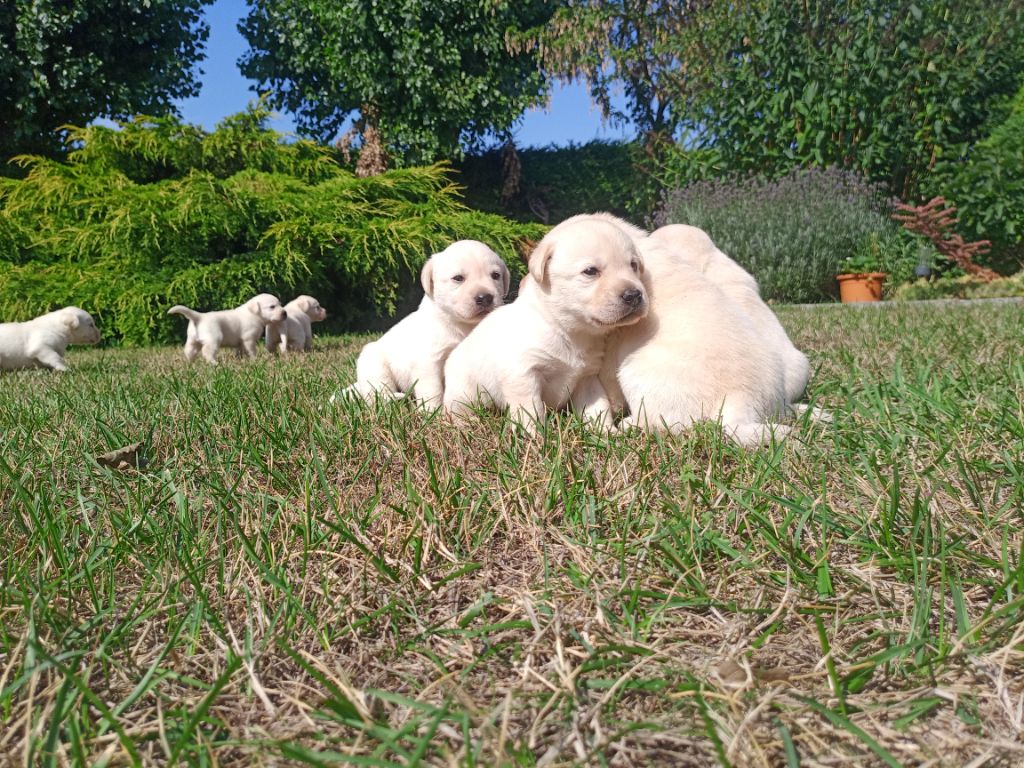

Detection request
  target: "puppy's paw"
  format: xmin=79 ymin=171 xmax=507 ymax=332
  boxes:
xmin=726 ymin=422 xmax=792 ymax=448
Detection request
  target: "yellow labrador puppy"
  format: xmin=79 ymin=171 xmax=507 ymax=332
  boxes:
xmin=266 ymin=295 xmax=327 ymax=353
xmin=0 ymin=307 xmax=100 ymax=371
xmin=444 ymin=217 xmax=648 ymax=430
xmin=341 ymin=240 xmax=510 ymax=408
xmin=168 ymin=294 xmax=286 ymax=364
xmin=649 ymin=224 xmax=810 ymax=404
xmin=601 ymin=236 xmax=791 ymax=446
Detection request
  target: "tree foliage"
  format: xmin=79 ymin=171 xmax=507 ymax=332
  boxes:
xmin=0 ymin=108 xmax=544 ymax=345
xmin=457 ymin=140 xmax=657 ymax=224
xmin=239 ymin=0 xmax=555 ymax=167
xmin=667 ymin=0 xmax=1024 ymax=197
xmin=0 ymin=0 xmax=212 ymax=159
xmin=513 ymin=1 xmax=710 ymax=141
xmin=938 ymin=83 xmax=1024 ymax=267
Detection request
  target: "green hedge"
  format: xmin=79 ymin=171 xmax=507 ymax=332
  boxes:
xmin=894 ymin=273 xmax=1024 ymax=301
xmin=0 ymin=109 xmax=544 ymax=345
xmin=938 ymin=84 xmax=1024 ymax=272
xmin=456 ymin=140 xmax=657 ymax=224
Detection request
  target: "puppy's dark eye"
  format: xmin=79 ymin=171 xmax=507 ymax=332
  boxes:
xmin=582 ymin=266 xmax=599 ymax=277
xmin=491 ymin=271 xmax=501 ymax=280
xmin=452 ymin=275 xmax=465 ymax=283
xmin=630 ymin=260 xmax=639 ymax=272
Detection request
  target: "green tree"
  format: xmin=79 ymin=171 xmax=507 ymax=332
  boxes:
xmin=0 ymin=0 xmax=212 ymax=160
xmin=513 ymin=1 xmax=709 ymax=142
xmin=239 ymin=0 xmax=555 ymax=169
xmin=669 ymin=0 xmax=1024 ymax=197
xmin=939 ymin=83 xmax=1024 ymax=267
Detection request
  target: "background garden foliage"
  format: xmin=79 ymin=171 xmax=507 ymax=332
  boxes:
xmin=0 ymin=109 xmax=544 ymax=345
xmin=654 ymin=167 xmax=927 ymax=304
xmin=456 ymin=140 xmax=656 ymax=223
xmin=937 ymin=82 xmax=1024 ymax=271
xmin=2 ymin=0 xmax=1024 ymax=339
xmin=0 ymin=0 xmax=213 ymax=158
xmin=660 ymin=0 xmax=1024 ymax=199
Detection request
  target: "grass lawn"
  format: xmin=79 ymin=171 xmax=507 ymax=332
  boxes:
xmin=1 ymin=301 xmax=1022 ymax=767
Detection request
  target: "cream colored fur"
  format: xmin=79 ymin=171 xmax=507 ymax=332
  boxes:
xmin=340 ymin=240 xmax=510 ymax=409
xmin=648 ymin=224 xmax=810 ymax=403
xmin=443 ymin=216 xmax=648 ymax=431
xmin=266 ymin=295 xmax=327 ymax=353
xmin=0 ymin=307 xmax=100 ymax=372
xmin=168 ymin=293 xmax=286 ymax=365
xmin=601 ymin=237 xmax=792 ymax=445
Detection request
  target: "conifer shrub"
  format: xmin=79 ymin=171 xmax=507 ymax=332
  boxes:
xmin=0 ymin=109 xmax=544 ymax=344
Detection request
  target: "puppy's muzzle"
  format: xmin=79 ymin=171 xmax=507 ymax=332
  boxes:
xmin=474 ymin=293 xmax=495 ymax=309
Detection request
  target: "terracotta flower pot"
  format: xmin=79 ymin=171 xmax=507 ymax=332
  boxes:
xmin=837 ymin=272 xmax=886 ymax=303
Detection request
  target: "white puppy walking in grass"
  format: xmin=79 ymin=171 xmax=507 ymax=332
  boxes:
xmin=339 ymin=240 xmax=510 ymax=409
xmin=168 ymin=294 xmax=286 ymax=365
xmin=0 ymin=306 xmax=100 ymax=372
xmin=266 ymin=295 xmax=327 ymax=353
xmin=444 ymin=216 xmax=648 ymax=431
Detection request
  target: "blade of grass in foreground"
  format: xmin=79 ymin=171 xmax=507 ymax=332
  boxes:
xmin=796 ymin=695 xmax=904 ymax=768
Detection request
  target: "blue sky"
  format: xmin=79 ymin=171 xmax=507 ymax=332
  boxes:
xmin=174 ymin=0 xmax=635 ymax=147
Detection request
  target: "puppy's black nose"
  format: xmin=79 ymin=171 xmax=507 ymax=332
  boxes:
xmin=621 ymin=287 xmax=643 ymax=307
xmin=474 ymin=293 xmax=494 ymax=307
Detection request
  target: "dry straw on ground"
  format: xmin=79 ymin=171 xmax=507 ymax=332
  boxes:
xmin=1 ymin=302 xmax=1022 ymax=766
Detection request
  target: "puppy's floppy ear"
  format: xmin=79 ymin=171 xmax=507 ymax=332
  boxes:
xmin=247 ymin=299 xmax=261 ymax=315
xmin=528 ymin=240 xmax=554 ymax=284
xmin=499 ymin=261 xmax=511 ymax=297
xmin=63 ymin=313 xmax=80 ymax=329
xmin=420 ymin=257 xmax=435 ymax=298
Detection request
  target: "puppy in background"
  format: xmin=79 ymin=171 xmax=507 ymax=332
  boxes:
xmin=340 ymin=240 xmax=510 ymax=409
xmin=266 ymin=295 xmax=327 ymax=354
xmin=601 ymin=236 xmax=791 ymax=446
xmin=444 ymin=216 xmax=647 ymax=431
xmin=0 ymin=306 xmax=100 ymax=372
xmin=168 ymin=294 xmax=286 ymax=365
xmin=649 ymin=224 xmax=810 ymax=404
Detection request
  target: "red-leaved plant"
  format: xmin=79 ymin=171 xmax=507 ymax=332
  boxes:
xmin=892 ymin=197 xmax=999 ymax=281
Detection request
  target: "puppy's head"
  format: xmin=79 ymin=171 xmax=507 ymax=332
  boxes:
xmin=421 ymin=240 xmax=510 ymax=324
xmin=289 ymin=295 xmax=327 ymax=322
xmin=61 ymin=307 xmax=101 ymax=345
xmin=247 ymin=294 xmax=287 ymax=324
xmin=528 ymin=220 xmax=647 ymax=331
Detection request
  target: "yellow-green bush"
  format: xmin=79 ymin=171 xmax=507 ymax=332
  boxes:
xmin=0 ymin=109 xmax=544 ymax=344
xmin=894 ymin=273 xmax=1024 ymax=301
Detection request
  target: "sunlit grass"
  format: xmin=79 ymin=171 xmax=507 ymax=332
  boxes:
xmin=1 ymin=302 xmax=1022 ymax=766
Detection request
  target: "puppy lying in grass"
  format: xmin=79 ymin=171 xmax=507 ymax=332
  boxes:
xmin=649 ymin=224 xmax=810 ymax=405
xmin=266 ymin=295 xmax=327 ymax=353
xmin=168 ymin=294 xmax=286 ymax=365
xmin=0 ymin=306 xmax=100 ymax=372
xmin=340 ymin=240 xmax=510 ymax=409
xmin=444 ymin=216 xmax=647 ymax=431
xmin=601 ymin=234 xmax=793 ymax=446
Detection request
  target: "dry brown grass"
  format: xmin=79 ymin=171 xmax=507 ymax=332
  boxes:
xmin=1 ymin=302 xmax=1023 ymax=766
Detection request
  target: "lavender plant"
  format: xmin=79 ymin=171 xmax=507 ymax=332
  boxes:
xmin=654 ymin=167 xmax=901 ymax=303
